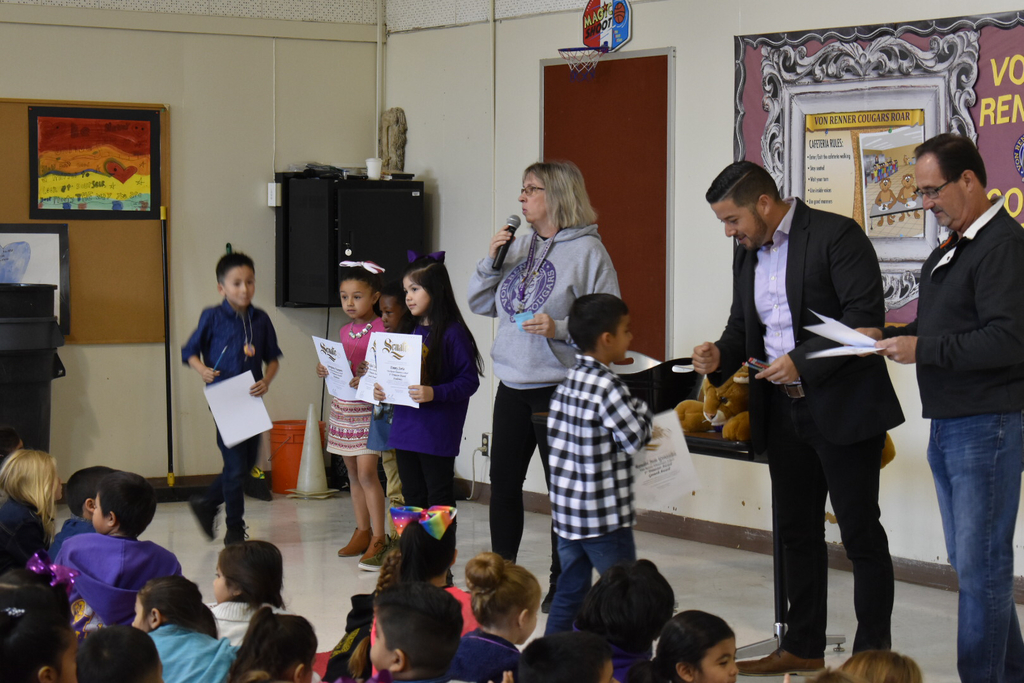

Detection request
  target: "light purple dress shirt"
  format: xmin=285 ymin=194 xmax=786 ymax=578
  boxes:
xmin=754 ymin=199 xmax=797 ymax=365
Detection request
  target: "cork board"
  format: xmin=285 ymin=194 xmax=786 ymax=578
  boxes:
xmin=0 ymin=98 xmax=169 ymax=344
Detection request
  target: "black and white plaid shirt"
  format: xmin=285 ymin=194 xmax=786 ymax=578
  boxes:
xmin=547 ymin=354 xmax=654 ymax=540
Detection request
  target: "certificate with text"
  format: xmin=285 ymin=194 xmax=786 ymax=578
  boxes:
xmin=355 ymin=332 xmax=423 ymax=409
xmin=312 ymin=336 xmax=357 ymax=401
xmin=633 ymin=410 xmax=701 ymax=510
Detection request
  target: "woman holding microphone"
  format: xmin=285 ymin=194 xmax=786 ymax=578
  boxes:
xmin=468 ymin=160 xmax=620 ymax=609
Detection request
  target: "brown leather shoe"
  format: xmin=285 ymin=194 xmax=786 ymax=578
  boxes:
xmin=338 ymin=528 xmax=371 ymax=557
xmin=737 ymin=649 xmax=824 ymax=676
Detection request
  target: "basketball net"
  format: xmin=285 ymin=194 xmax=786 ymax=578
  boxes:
xmin=558 ymin=46 xmax=608 ymax=81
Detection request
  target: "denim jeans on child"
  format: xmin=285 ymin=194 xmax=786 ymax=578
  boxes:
xmin=928 ymin=411 xmax=1024 ymax=683
xmin=544 ymin=526 xmax=636 ymax=635
xmin=205 ymin=431 xmax=259 ymax=530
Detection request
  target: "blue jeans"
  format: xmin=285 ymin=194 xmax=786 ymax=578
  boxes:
xmin=205 ymin=431 xmax=259 ymax=530
xmin=544 ymin=527 xmax=636 ymax=635
xmin=928 ymin=411 xmax=1024 ymax=683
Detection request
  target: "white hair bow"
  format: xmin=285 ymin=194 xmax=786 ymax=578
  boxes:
xmin=339 ymin=260 xmax=385 ymax=274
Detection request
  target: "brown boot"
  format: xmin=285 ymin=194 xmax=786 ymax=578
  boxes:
xmin=337 ymin=528 xmax=371 ymax=557
xmin=359 ymin=535 xmax=387 ymax=563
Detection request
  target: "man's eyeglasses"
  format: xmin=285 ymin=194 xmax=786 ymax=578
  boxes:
xmin=916 ymin=174 xmax=961 ymax=200
xmin=520 ymin=185 xmax=545 ymax=197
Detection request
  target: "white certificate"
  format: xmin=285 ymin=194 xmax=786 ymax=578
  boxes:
xmin=355 ymin=332 xmax=423 ymax=409
xmin=312 ymin=336 xmax=358 ymax=400
xmin=203 ymin=370 xmax=273 ymax=448
xmin=633 ymin=410 xmax=702 ymax=510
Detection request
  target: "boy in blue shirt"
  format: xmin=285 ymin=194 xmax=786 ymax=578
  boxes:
xmin=50 ymin=465 xmax=116 ymax=557
xmin=182 ymin=252 xmax=282 ymax=545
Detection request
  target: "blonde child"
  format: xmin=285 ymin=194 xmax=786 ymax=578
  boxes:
xmin=227 ymin=607 xmax=317 ymax=683
xmin=627 ymin=611 xmax=738 ymax=683
xmin=318 ymin=263 xmax=388 ymax=564
xmin=447 ymin=551 xmax=542 ymax=683
xmin=0 ymin=450 xmax=59 ymax=575
xmin=210 ymin=540 xmax=288 ymax=646
xmin=840 ymin=650 xmax=923 ymax=683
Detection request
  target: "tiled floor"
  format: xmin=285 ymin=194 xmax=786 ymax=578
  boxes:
xmin=107 ymin=493 xmax=1017 ymax=683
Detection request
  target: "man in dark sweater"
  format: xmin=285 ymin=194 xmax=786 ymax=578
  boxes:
xmin=868 ymin=133 xmax=1024 ymax=683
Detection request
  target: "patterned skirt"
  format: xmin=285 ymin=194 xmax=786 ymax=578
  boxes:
xmin=327 ymin=398 xmax=379 ymax=456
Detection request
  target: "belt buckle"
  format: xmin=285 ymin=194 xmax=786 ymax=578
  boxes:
xmin=783 ymin=383 xmax=805 ymax=399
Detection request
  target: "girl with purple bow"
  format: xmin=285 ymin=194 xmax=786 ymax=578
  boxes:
xmin=373 ymin=254 xmax=483 ymax=526
xmin=0 ymin=450 xmax=60 ymax=576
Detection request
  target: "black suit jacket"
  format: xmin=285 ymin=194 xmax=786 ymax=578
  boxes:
xmin=710 ymin=199 xmax=904 ymax=453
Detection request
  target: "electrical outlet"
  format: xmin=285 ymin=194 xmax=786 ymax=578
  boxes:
xmin=480 ymin=433 xmax=490 ymax=456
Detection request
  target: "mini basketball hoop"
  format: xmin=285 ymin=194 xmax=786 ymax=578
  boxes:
xmin=558 ymin=46 xmax=608 ymax=81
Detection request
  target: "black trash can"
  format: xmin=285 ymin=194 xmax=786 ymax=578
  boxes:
xmin=0 ymin=284 xmax=65 ymax=452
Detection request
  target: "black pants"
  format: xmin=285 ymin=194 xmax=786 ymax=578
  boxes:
xmin=488 ymin=382 xmax=561 ymax=585
xmin=766 ymin=391 xmax=893 ymax=658
xmin=394 ymin=449 xmax=456 ymax=508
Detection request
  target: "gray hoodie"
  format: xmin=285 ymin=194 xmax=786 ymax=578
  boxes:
xmin=468 ymin=224 xmax=620 ymax=388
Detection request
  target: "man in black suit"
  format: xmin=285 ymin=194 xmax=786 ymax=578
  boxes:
xmin=692 ymin=161 xmax=904 ymax=675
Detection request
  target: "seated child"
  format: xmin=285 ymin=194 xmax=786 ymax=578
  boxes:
xmin=209 ymin=540 xmax=289 ymax=646
xmin=134 ymin=575 xmax=237 ymax=683
xmin=448 ymin=551 xmax=541 ymax=683
xmin=840 ymin=650 xmax=922 ymax=683
xmin=227 ymin=607 xmax=317 ymax=683
xmin=519 ymin=632 xmax=614 ymax=683
xmin=371 ymin=582 xmax=464 ymax=683
xmin=575 ymin=559 xmax=675 ymax=683
xmin=49 ymin=465 xmax=116 ymax=558
xmin=55 ymin=471 xmax=182 ymax=639
xmin=0 ymin=425 xmax=22 ymax=468
xmin=627 ymin=610 xmax=737 ymax=683
xmin=0 ymin=450 xmax=60 ymax=575
xmin=0 ymin=572 xmax=77 ymax=683
xmin=77 ymin=624 xmax=163 ymax=683
xmin=545 ymin=294 xmax=653 ymax=635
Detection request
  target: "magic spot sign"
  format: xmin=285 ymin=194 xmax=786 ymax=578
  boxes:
xmin=582 ymin=0 xmax=631 ymax=51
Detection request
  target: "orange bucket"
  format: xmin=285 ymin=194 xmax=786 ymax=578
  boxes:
xmin=269 ymin=420 xmax=326 ymax=494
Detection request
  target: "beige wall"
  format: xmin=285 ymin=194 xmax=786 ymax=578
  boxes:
xmin=384 ymin=0 xmax=1024 ymax=570
xmin=0 ymin=7 xmax=377 ymax=479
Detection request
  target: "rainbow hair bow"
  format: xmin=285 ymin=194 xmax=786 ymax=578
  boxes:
xmin=25 ymin=551 xmax=79 ymax=595
xmin=390 ymin=506 xmax=457 ymax=540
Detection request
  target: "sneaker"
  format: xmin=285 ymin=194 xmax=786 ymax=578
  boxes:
xmin=224 ymin=525 xmax=248 ymax=546
xmin=189 ymin=495 xmax=217 ymax=540
xmin=358 ymin=535 xmax=397 ymax=572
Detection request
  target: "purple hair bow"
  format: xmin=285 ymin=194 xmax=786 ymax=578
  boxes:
xmin=26 ymin=551 xmax=79 ymax=595
xmin=407 ymin=250 xmax=446 ymax=264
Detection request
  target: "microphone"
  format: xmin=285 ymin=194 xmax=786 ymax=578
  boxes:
xmin=492 ymin=215 xmax=521 ymax=270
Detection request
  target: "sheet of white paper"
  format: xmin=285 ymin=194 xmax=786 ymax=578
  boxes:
xmin=806 ymin=346 xmax=882 ymax=359
xmin=203 ymin=371 xmax=273 ymax=448
xmin=806 ymin=310 xmax=879 ymax=349
xmin=312 ymin=336 xmax=358 ymax=400
xmin=355 ymin=332 xmax=423 ymax=409
xmin=634 ymin=410 xmax=702 ymax=510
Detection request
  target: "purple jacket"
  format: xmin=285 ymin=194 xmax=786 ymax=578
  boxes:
xmin=56 ymin=532 xmax=181 ymax=638
xmin=388 ymin=323 xmax=480 ymax=457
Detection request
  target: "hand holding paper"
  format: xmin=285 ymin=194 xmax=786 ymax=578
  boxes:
xmin=805 ymin=310 xmax=882 ymax=359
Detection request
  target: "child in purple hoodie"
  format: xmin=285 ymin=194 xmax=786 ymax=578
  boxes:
xmin=55 ymin=471 xmax=182 ymax=640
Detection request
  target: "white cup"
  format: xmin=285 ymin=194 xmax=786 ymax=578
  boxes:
xmin=366 ymin=158 xmax=383 ymax=180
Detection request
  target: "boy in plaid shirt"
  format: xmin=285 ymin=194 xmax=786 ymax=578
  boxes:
xmin=544 ymin=293 xmax=654 ymax=635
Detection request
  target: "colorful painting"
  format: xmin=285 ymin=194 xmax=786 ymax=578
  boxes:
xmin=29 ymin=106 xmax=161 ymax=220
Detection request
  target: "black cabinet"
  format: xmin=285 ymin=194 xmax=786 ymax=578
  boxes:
xmin=275 ymin=174 xmax=425 ymax=307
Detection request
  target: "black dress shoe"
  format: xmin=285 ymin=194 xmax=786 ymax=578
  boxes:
xmin=541 ymin=585 xmax=556 ymax=614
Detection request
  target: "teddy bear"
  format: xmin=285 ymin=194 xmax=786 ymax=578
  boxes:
xmin=874 ymin=178 xmax=896 ymax=227
xmin=676 ymin=366 xmax=751 ymax=441
xmin=895 ymin=173 xmax=921 ymax=221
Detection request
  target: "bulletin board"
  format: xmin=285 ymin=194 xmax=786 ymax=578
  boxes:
xmin=0 ymin=98 xmax=169 ymax=344
xmin=542 ymin=50 xmax=672 ymax=360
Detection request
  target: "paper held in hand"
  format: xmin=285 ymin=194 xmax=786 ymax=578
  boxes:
xmin=354 ymin=332 xmax=423 ymax=409
xmin=805 ymin=310 xmax=882 ymax=359
xmin=633 ymin=410 xmax=701 ymax=511
xmin=203 ymin=370 xmax=273 ymax=448
xmin=312 ymin=336 xmax=357 ymax=400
